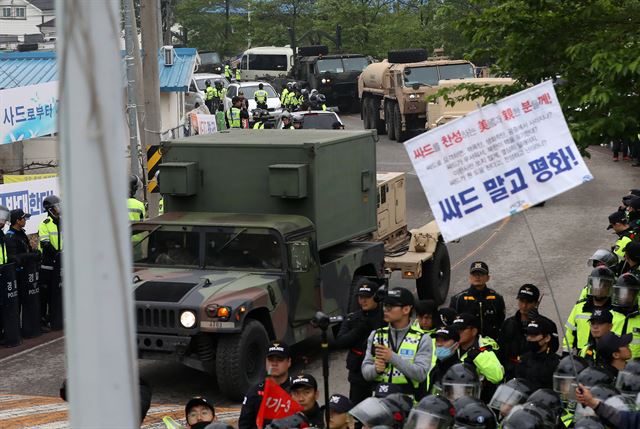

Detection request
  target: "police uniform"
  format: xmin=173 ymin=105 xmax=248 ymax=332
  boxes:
xmin=428 ymin=327 xmax=461 ymax=394
xmin=238 ymin=341 xmax=293 ymax=429
xmin=617 ymin=307 xmax=640 ymax=358
xmin=254 ymin=88 xmax=269 ymax=110
xmin=332 ymin=281 xmax=384 ymax=405
xmin=227 ymin=106 xmax=242 ymax=128
xmin=514 ymin=319 xmax=560 ymax=391
xmin=564 ymin=297 xmax=620 ymax=353
xmin=449 ymin=262 xmax=505 ymax=340
xmin=38 ymin=209 xmax=61 ymax=328
xmin=224 ymin=64 xmax=232 ymax=81
xmin=290 ymin=374 xmax=325 ymax=429
xmin=609 ymin=211 xmax=637 ymax=261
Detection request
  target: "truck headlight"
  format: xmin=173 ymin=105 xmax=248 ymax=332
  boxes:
xmin=409 ymin=94 xmax=418 ymax=100
xmin=180 ymin=310 xmax=196 ymax=328
xmin=321 ymin=78 xmax=331 ymax=84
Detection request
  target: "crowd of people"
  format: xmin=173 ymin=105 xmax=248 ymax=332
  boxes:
xmin=0 ymin=196 xmax=62 ymax=347
xmin=201 ymin=188 xmax=639 ymax=429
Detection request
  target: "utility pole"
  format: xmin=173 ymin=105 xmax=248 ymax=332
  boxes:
xmin=141 ymin=0 xmax=162 ymax=215
xmin=56 ymin=0 xmax=139 ymax=426
xmin=124 ymin=0 xmax=140 ymax=177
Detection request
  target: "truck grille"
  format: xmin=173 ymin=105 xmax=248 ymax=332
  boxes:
xmin=137 ymin=307 xmax=177 ymax=330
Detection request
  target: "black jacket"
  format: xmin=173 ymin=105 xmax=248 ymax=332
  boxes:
xmin=5 ymin=227 xmax=37 ymax=269
xmin=428 ymin=353 xmax=460 ymax=392
xmin=332 ymin=305 xmax=383 ymax=383
xmin=303 ymin=403 xmax=325 ymax=429
xmin=498 ymin=311 xmax=559 ymax=380
xmin=449 ymin=286 xmax=505 ymax=340
xmin=238 ymin=377 xmax=292 ymax=429
xmin=515 ymin=349 xmax=560 ymax=391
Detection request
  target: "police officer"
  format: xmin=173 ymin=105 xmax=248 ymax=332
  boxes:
xmin=281 ymin=83 xmax=292 ymax=105
xmin=38 ymin=195 xmax=61 ymax=331
xmin=204 ymin=80 xmax=217 ymax=113
xmin=615 ymin=358 xmax=640 ymax=398
xmin=451 ymin=313 xmax=504 ymax=402
xmin=361 ymin=287 xmax=434 ymax=400
xmin=498 ymin=284 xmax=559 ymax=380
xmin=0 ymin=205 xmax=14 ymax=343
xmin=564 ymin=266 xmax=617 ymax=354
xmin=626 ymin=196 xmax=640 ymax=231
xmin=404 ymin=394 xmax=455 ymax=429
xmin=612 ymin=272 xmax=640 ymax=358
xmin=515 ymin=318 xmax=560 ymax=390
xmin=238 ymin=341 xmax=292 ymax=429
xmin=608 ymin=211 xmax=637 ymax=261
xmin=580 ymin=309 xmax=622 ymax=364
xmin=413 ymin=299 xmax=437 ymax=334
xmin=289 ymin=374 xmax=325 ymax=428
xmin=488 ymin=377 xmax=533 ymax=419
xmin=224 ymin=63 xmax=232 ymax=82
xmin=332 ymin=279 xmax=383 ymax=405
xmin=235 ymin=67 xmax=241 ymax=82
xmin=326 ymin=394 xmax=354 ymax=429
xmin=226 ymin=97 xmax=243 ymax=129
xmin=553 ymin=355 xmax=589 ymax=402
xmin=280 ymin=112 xmax=294 ymax=130
xmin=620 ymin=241 xmax=640 ymax=277
xmin=215 ymin=80 xmax=226 ymax=110
xmin=449 ymin=261 xmax=505 ymax=340
xmin=254 ymin=83 xmax=269 ymax=110
xmin=594 ymin=331 xmax=632 ymax=377
xmin=317 ymin=94 xmax=327 ymax=111
xmin=429 ymin=326 xmax=461 ymax=393
xmin=252 ymin=109 xmax=266 ymax=129
xmin=128 ymin=175 xmax=146 ymax=260
xmin=5 ymin=208 xmax=40 ymax=338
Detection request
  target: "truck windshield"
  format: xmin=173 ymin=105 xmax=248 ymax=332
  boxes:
xmin=200 ymin=52 xmax=221 ymax=64
xmin=299 ymin=113 xmax=339 ymax=129
xmin=133 ymin=229 xmax=200 ymax=267
xmin=343 ymin=57 xmax=370 ymax=72
xmin=248 ymin=54 xmax=288 ymax=71
xmin=205 ymin=230 xmax=283 ymax=271
xmin=404 ymin=66 xmax=439 ymax=86
xmin=317 ymin=58 xmax=344 ymax=73
xmin=438 ymin=63 xmax=475 ymax=80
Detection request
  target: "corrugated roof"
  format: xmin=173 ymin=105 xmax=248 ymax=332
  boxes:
xmin=158 ymin=47 xmax=198 ymax=93
xmin=0 ymin=48 xmax=198 ymax=92
xmin=0 ymin=51 xmax=56 ymax=89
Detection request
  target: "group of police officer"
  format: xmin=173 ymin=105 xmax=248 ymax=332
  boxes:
xmin=0 ymin=195 xmax=62 ymax=347
xmin=227 ymin=188 xmax=640 ymax=429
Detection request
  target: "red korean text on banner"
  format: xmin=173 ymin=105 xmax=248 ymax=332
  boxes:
xmin=256 ymin=377 xmax=304 ymax=429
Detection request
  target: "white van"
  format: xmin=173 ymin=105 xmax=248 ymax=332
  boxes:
xmin=239 ymin=46 xmax=294 ymax=81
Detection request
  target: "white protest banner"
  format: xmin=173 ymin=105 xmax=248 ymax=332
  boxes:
xmin=0 ymin=177 xmax=59 ymax=235
xmin=193 ymin=114 xmax=218 ymax=135
xmin=0 ymin=82 xmax=59 ymax=144
xmin=404 ymin=80 xmax=593 ymax=242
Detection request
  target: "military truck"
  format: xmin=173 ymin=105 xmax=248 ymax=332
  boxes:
xmin=358 ymin=49 xmax=508 ymax=142
xmin=132 ymin=130 xmax=449 ymax=400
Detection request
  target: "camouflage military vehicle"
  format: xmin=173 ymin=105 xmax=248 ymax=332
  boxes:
xmin=132 ymin=130 xmax=449 ymax=400
xmin=358 ymin=49 xmax=509 ymax=142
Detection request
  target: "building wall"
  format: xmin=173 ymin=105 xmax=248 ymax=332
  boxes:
xmin=0 ymin=0 xmax=47 ymax=36
xmin=160 ymin=92 xmax=186 ymax=140
xmin=0 ymin=136 xmax=58 ymax=177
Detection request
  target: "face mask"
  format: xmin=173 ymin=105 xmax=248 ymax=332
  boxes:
xmin=436 ymin=345 xmax=455 ymax=360
xmin=526 ymin=340 xmax=541 ymax=352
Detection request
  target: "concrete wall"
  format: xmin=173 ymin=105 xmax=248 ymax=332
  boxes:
xmin=0 ymin=136 xmax=58 ymax=179
xmin=159 ymin=92 xmax=186 ymax=140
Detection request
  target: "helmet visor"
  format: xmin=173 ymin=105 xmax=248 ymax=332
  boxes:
xmin=588 ymin=249 xmax=618 ymax=268
xmin=442 ymin=383 xmax=480 ymax=402
xmin=612 ymin=285 xmax=640 ymax=307
xmin=404 ymin=409 xmax=453 ymax=429
xmin=0 ymin=207 xmax=9 ymax=223
xmin=349 ymin=397 xmax=393 ymax=426
xmin=615 ymin=370 xmax=640 ymax=396
xmin=588 ymin=277 xmax=613 ymax=298
xmin=604 ymin=395 xmax=635 ymax=411
xmin=553 ymin=374 xmax=578 ymax=401
xmin=488 ymin=384 xmax=528 ymax=411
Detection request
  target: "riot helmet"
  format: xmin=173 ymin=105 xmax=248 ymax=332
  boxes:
xmin=527 ymin=389 xmax=562 ymax=424
xmin=576 ymin=367 xmax=614 ymax=389
xmin=452 ymin=396 xmax=482 ymax=413
xmin=205 ymin=79 xmax=211 ymax=86
xmin=286 ymin=82 xmax=294 ymax=90
xmin=612 ymin=273 xmax=640 ymax=307
xmin=615 ymin=358 xmax=640 ymax=397
xmin=300 ymin=88 xmax=309 ymax=98
xmin=603 ymin=394 xmax=635 ymax=411
xmin=452 ymin=402 xmax=496 ymax=429
xmin=573 ymin=416 xmax=605 ymax=429
xmin=441 ymin=363 xmax=481 ymax=402
xmin=404 ymin=394 xmax=455 ymax=429
xmin=0 ymin=204 xmax=9 ymax=224
xmin=587 ymin=249 xmax=618 ymax=270
xmin=553 ymin=355 xmax=589 ymax=401
xmin=309 ymin=94 xmax=318 ymax=104
xmin=489 ymin=378 xmax=533 ymax=417
xmin=318 ymin=94 xmax=327 ymax=103
xmin=43 ymin=195 xmax=61 ymax=219
xmin=587 ymin=266 xmax=615 ymax=299
xmin=215 ymin=80 xmax=223 ymax=88
xmin=310 ymin=89 xmax=319 ymax=96
xmin=129 ymin=174 xmax=141 ymax=198
xmin=380 ymin=393 xmax=413 ymax=426
xmin=349 ymin=396 xmax=403 ymax=428
xmin=252 ymin=109 xmax=263 ymax=119
xmin=501 ymin=405 xmax=545 ymax=429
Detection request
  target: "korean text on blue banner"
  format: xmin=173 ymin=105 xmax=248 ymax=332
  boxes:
xmin=0 ymin=82 xmax=59 ymax=144
xmin=0 ymin=178 xmax=60 ymax=235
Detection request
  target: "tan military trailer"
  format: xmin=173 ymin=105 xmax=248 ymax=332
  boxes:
xmin=132 ymin=130 xmax=449 ymax=400
xmin=358 ymin=49 xmax=512 ymax=142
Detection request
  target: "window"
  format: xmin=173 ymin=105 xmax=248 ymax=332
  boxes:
xmin=132 ymin=229 xmax=200 ymax=267
xmin=248 ymin=54 xmax=288 ymax=71
xmin=316 ymin=59 xmax=344 ymax=73
xmin=438 ymin=63 xmax=475 ymax=80
xmin=240 ymin=55 xmax=248 ymax=70
xmin=1 ymin=6 xmax=26 ymax=19
xmin=226 ymin=85 xmax=237 ymax=98
xmin=2 ymin=7 xmax=11 ymax=18
xmin=205 ymin=229 xmax=283 ymax=270
xmin=15 ymin=7 xmax=25 ymax=18
xmin=403 ymin=66 xmax=439 ymax=87
xmin=298 ymin=113 xmax=340 ymax=129
xmin=343 ymin=57 xmax=370 ymax=72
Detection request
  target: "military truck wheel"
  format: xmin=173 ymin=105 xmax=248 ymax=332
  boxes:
xmin=393 ymin=103 xmax=406 ymax=142
xmin=362 ymin=98 xmax=373 ymax=129
xmin=388 ymin=49 xmax=428 ymax=64
xmin=374 ymin=101 xmax=386 ymax=135
xmin=386 ymin=103 xmax=396 ymax=141
xmin=215 ymin=319 xmax=269 ymax=401
xmin=416 ymin=241 xmax=451 ymax=305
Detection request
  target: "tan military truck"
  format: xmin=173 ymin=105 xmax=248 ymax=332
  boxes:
xmin=358 ymin=49 xmax=511 ymax=142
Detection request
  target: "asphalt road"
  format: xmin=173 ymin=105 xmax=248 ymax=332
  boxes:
xmin=0 ymin=115 xmax=635 ymax=415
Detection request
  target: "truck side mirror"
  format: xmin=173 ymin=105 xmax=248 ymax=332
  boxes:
xmin=289 ymin=241 xmax=310 ymax=272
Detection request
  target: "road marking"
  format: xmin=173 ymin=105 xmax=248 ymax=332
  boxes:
xmin=0 ymin=336 xmax=64 ymax=364
xmin=451 ymin=217 xmax=512 ymax=270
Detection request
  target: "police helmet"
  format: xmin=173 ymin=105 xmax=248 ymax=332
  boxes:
xmin=281 ymin=111 xmax=292 ymax=122
xmin=573 ymin=417 xmax=605 ymax=429
xmin=501 ymin=406 xmax=546 ymax=429
xmin=576 ymin=367 xmax=614 ymax=389
xmin=286 ymin=82 xmax=294 ymax=90
xmin=553 ymin=355 xmax=589 ymax=401
xmin=489 ymin=378 xmax=533 ymax=416
xmin=43 ymin=195 xmax=61 ymax=216
xmin=215 ymin=80 xmax=223 ymax=87
xmin=603 ymin=394 xmax=636 ymax=412
xmin=300 ymin=88 xmax=309 ymax=96
xmin=587 ymin=249 xmax=619 ymax=270
xmin=252 ymin=109 xmax=263 ymax=119
xmin=348 ymin=397 xmax=396 ymax=427
xmin=587 ymin=266 xmax=615 ymax=298
xmin=452 ymin=396 xmax=482 ymax=412
xmin=129 ymin=174 xmax=141 ymax=197
xmin=613 ymin=273 xmax=640 ymax=307
xmin=380 ymin=393 xmax=413 ymax=424
xmin=453 ymin=402 xmax=497 ymax=429
xmin=205 ymin=79 xmax=211 ymax=86
xmin=310 ymin=88 xmax=319 ymax=96
xmin=0 ymin=204 xmax=9 ymax=224
xmin=258 ymin=83 xmax=264 ymax=89
xmin=526 ymin=389 xmax=562 ymax=422
xmin=404 ymin=394 xmax=454 ymax=429
xmin=309 ymin=94 xmax=318 ymax=103
xmin=615 ymin=358 xmax=640 ymax=397
xmin=318 ymin=94 xmax=327 ymax=103
xmin=441 ymin=363 xmax=481 ymax=402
